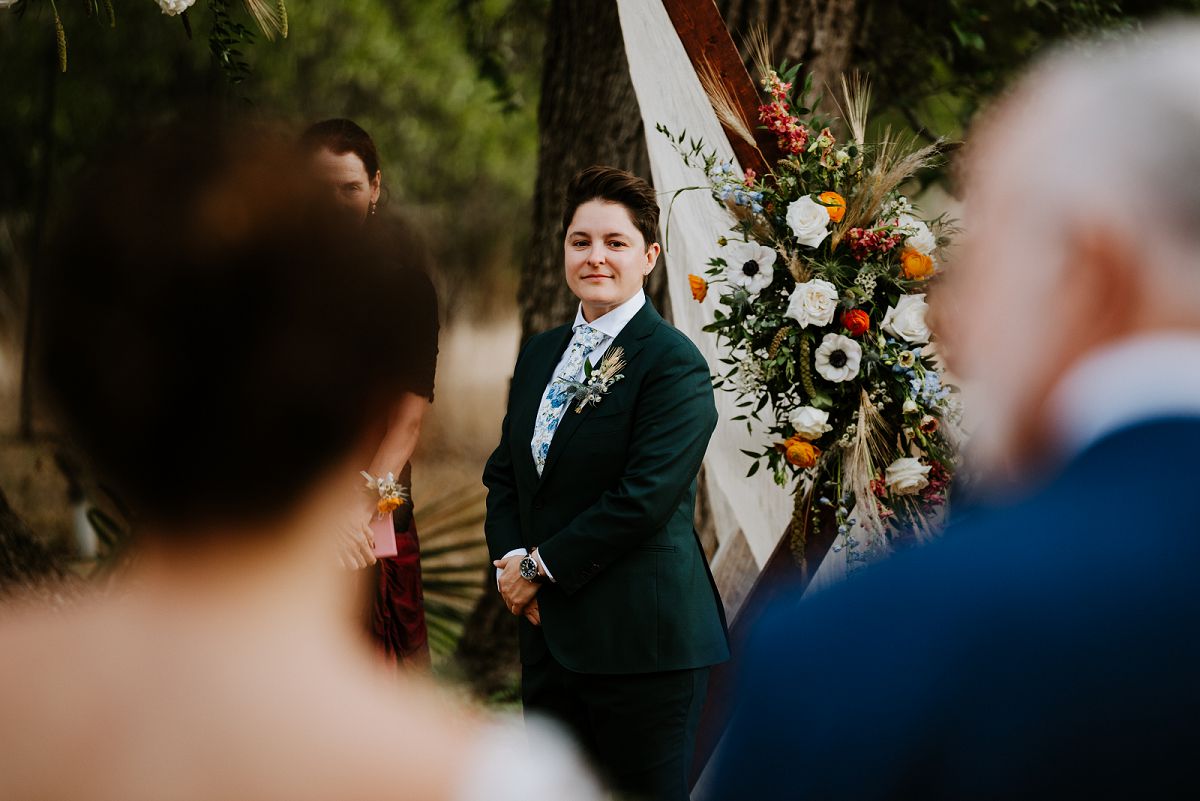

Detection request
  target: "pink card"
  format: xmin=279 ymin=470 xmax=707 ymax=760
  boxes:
xmin=371 ymin=511 xmax=398 ymax=559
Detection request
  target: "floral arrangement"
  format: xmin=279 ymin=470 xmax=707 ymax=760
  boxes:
xmin=662 ymin=60 xmax=962 ymax=565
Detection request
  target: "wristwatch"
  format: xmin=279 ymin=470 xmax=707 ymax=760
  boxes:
xmin=519 ymin=553 xmax=544 ymax=583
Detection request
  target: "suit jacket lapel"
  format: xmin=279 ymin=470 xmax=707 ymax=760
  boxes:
xmin=537 ymin=301 xmax=662 ymax=486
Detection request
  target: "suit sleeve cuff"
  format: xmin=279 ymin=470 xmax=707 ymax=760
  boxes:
xmin=532 ymin=549 xmax=555 ymax=583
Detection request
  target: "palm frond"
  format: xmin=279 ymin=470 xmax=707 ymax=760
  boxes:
xmin=417 ymin=485 xmax=490 ymax=659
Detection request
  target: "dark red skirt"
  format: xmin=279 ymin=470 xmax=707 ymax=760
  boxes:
xmin=368 ymin=517 xmax=430 ymax=668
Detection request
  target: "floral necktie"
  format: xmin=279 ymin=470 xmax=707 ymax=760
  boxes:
xmin=531 ymin=324 xmax=606 ymax=475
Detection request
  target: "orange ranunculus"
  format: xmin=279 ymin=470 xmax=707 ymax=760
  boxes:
xmin=842 ymin=309 xmax=870 ymax=336
xmin=688 ymin=274 xmax=708 ymax=302
xmin=900 ymin=247 xmax=935 ymax=280
xmin=783 ymin=435 xmax=821 ymax=469
xmin=818 ymin=191 xmax=846 ymax=223
xmin=378 ymin=497 xmax=405 ymax=516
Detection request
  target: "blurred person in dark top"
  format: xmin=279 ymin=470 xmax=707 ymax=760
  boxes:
xmin=302 ymin=118 xmax=439 ymax=669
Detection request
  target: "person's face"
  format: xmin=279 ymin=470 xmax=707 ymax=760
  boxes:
xmin=310 ymin=148 xmax=381 ymax=224
xmin=931 ymin=93 xmax=1123 ymax=480
xmin=564 ymin=200 xmax=659 ymax=320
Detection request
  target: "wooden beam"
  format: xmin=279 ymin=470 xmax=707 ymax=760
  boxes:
xmin=660 ymin=0 xmax=781 ymax=176
xmin=661 ymin=0 xmax=842 ymax=785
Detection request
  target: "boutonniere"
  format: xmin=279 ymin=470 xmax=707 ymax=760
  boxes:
xmin=562 ymin=346 xmax=627 ymax=413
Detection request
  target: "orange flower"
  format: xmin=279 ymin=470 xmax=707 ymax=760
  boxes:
xmin=378 ymin=497 xmax=406 ymax=516
xmin=842 ymin=309 xmax=870 ymax=336
xmin=818 ymin=191 xmax=846 ymax=223
xmin=783 ymin=435 xmax=821 ymax=469
xmin=900 ymin=247 xmax=935 ymax=280
xmin=688 ymin=274 xmax=708 ymax=302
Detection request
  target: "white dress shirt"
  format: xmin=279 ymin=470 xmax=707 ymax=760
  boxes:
xmin=499 ymin=290 xmax=647 ymax=585
xmin=1047 ymin=332 xmax=1200 ymax=460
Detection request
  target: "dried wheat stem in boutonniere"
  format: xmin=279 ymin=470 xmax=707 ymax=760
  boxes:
xmin=564 ymin=347 xmax=628 ymax=414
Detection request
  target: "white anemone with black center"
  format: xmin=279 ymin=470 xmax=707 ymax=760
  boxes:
xmin=723 ymin=240 xmax=778 ymax=296
xmin=814 ymin=334 xmax=863 ymax=383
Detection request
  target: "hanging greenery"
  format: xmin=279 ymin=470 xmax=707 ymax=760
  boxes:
xmin=3 ymin=0 xmax=288 ymax=82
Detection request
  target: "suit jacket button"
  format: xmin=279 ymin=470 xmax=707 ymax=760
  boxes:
xmin=534 ymin=501 xmax=544 ymax=510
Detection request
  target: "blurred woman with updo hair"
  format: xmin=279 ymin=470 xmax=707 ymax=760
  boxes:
xmin=0 ymin=117 xmax=600 ymax=801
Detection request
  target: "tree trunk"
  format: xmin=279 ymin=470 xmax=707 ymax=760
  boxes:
xmin=516 ymin=0 xmax=665 ymax=342
xmin=457 ymin=0 xmax=866 ymax=700
xmin=718 ymin=0 xmax=864 ymax=102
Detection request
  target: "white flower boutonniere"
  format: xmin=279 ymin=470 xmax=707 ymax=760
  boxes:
xmin=563 ymin=346 xmax=627 ymax=414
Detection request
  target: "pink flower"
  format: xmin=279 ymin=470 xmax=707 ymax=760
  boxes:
xmin=758 ymin=71 xmax=810 ymax=155
xmin=846 ymin=227 xmax=904 ymax=261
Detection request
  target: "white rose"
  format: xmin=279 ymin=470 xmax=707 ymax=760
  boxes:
xmin=902 ymin=398 xmax=919 ymax=414
xmin=882 ymin=294 xmax=931 ymax=344
xmin=723 ymin=241 xmax=777 ymax=296
xmin=896 ymin=214 xmax=937 ymax=256
xmin=785 ymin=196 xmax=832 ymax=249
xmin=155 ymin=0 xmax=196 ymax=15
xmin=813 ymin=334 xmax=862 ymax=383
xmin=785 ymin=278 xmax=839 ymax=328
xmin=885 ymin=457 xmax=932 ymax=495
xmin=788 ymin=406 xmax=832 ymax=440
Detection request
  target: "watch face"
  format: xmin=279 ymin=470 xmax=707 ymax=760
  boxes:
xmin=520 ymin=557 xmax=539 ymax=581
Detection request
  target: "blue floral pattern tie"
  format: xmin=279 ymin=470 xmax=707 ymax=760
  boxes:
xmin=531 ymin=324 xmax=606 ymax=475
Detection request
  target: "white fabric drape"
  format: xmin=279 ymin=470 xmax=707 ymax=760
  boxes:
xmin=616 ymin=0 xmax=793 ymax=574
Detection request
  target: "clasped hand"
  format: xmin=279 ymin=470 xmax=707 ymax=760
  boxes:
xmin=493 ymin=555 xmax=541 ymax=626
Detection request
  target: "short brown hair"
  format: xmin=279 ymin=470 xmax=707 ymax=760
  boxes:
xmin=562 ymin=165 xmax=660 ymax=247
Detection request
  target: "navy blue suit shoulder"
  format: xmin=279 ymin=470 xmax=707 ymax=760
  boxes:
xmin=708 ymin=418 xmax=1200 ymax=801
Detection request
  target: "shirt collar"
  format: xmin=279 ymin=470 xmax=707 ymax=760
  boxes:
xmin=1048 ymin=332 xmax=1200 ymax=459
xmin=573 ymin=289 xmax=646 ymax=341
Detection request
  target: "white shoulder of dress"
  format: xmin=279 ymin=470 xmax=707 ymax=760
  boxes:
xmin=453 ymin=713 xmax=606 ymax=801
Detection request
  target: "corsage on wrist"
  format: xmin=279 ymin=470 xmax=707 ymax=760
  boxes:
xmin=360 ymin=471 xmax=410 ymax=519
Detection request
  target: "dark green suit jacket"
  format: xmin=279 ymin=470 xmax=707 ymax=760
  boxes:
xmin=483 ymin=300 xmax=730 ymax=675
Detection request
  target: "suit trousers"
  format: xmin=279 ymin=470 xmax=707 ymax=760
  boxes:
xmin=522 ymin=650 xmax=708 ymax=801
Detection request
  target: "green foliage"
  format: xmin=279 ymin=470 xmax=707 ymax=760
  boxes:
xmin=9 ymin=1 xmax=289 ymax=82
xmin=249 ymin=0 xmax=541 ymax=220
xmin=455 ymin=0 xmax=549 ymax=113
xmin=208 ymin=0 xmax=257 ymax=85
xmin=859 ymin=0 xmax=1200 ymax=148
xmin=0 ymin=0 xmax=544 ymax=332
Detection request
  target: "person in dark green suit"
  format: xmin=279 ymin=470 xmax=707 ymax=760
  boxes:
xmin=484 ymin=166 xmax=729 ymax=800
